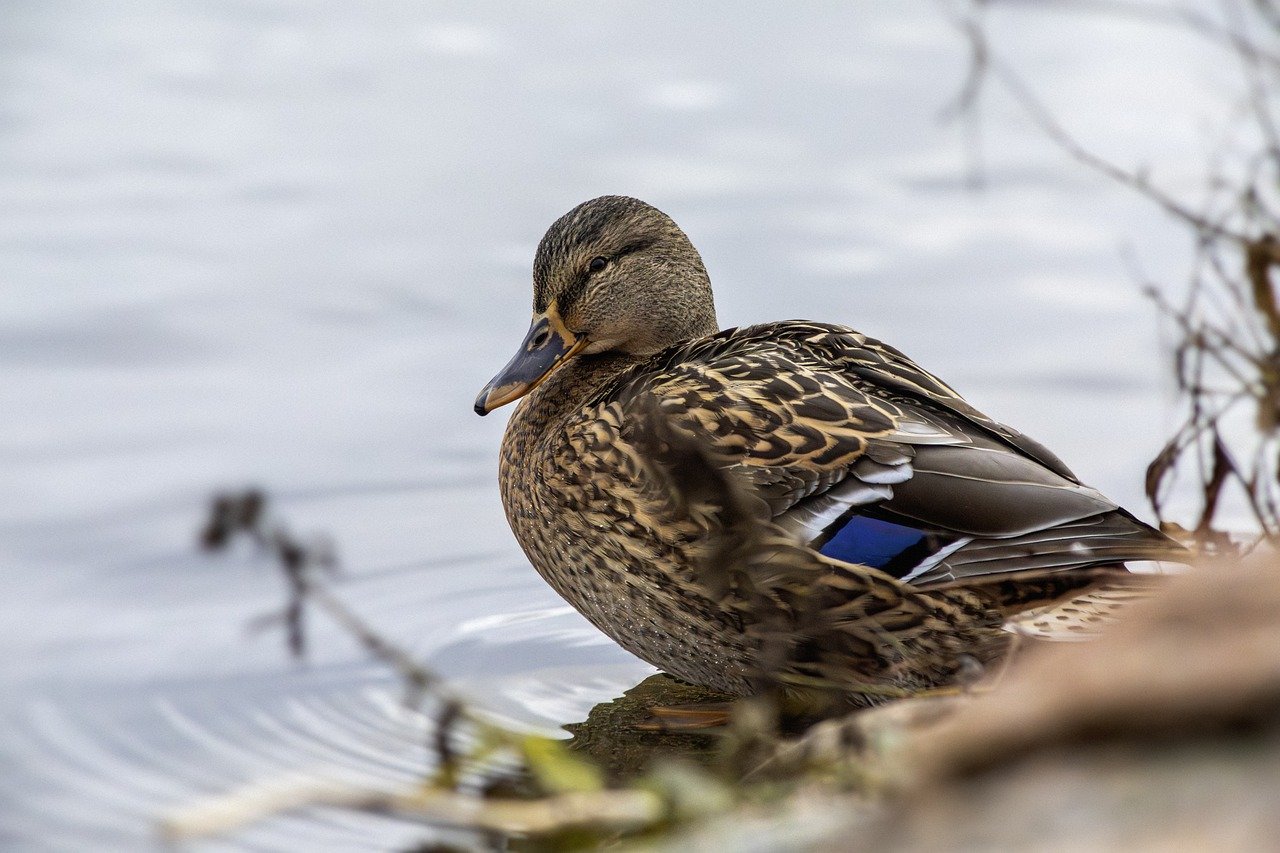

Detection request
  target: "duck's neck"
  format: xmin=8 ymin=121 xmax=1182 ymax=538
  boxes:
xmin=504 ymin=351 xmax=640 ymax=455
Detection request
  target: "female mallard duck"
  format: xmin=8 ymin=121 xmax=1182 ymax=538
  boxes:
xmin=475 ymin=195 xmax=1186 ymax=707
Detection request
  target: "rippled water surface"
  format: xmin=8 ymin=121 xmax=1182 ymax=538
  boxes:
xmin=2 ymin=2 xmax=1234 ymax=849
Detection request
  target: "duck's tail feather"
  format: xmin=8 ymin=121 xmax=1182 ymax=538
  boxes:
xmin=1004 ymin=580 xmax=1161 ymax=640
xmin=931 ymin=565 xmax=1166 ymax=641
xmin=912 ymin=509 xmax=1190 ymax=584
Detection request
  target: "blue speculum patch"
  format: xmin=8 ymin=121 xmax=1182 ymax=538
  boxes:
xmin=818 ymin=515 xmax=928 ymax=569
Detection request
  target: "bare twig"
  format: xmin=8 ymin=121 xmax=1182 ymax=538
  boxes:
xmin=947 ymin=0 xmax=1280 ymax=546
xmin=160 ymin=774 xmax=662 ymax=842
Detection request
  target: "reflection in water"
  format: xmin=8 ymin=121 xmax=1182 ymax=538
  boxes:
xmin=565 ymin=675 xmax=729 ymax=783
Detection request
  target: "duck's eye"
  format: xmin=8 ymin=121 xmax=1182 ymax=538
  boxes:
xmin=587 ymin=256 xmax=609 ymax=274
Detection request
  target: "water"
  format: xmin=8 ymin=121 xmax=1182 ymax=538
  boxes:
xmin=1 ymin=2 xmax=1239 ymax=848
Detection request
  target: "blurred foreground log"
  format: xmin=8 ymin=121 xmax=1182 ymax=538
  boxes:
xmin=872 ymin=555 xmax=1280 ymax=852
xmin=904 ymin=559 xmax=1280 ymax=779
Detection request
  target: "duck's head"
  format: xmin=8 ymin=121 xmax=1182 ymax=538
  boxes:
xmin=475 ymin=195 xmax=718 ymax=415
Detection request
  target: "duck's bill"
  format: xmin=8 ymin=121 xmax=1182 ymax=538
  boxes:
xmin=474 ymin=310 xmax=586 ymax=415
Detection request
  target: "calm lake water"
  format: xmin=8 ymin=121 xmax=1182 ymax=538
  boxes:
xmin=1 ymin=2 xmax=1237 ymax=849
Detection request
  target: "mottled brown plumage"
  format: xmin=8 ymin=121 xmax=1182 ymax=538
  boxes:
xmin=477 ymin=196 xmax=1187 ymax=707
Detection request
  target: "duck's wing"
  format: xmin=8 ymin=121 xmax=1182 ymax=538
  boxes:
xmin=592 ymin=321 xmax=1183 ymax=585
xmin=592 ymin=392 xmax=1146 ymax=701
xmin=604 ymin=392 xmax=1011 ymax=696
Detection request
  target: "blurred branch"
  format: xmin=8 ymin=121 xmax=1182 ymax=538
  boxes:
xmin=161 ymin=774 xmax=663 ymax=842
xmin=201 ymin=491 xmax=482 ymax=787
xmin=190 ymin=490 xmax=801 ymax=848
xmin=193 ymin=491 xmax=647 ymax=841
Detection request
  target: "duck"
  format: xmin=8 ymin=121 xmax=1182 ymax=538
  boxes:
xmin=474 ymin=195 xmax=1187 ymax=708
